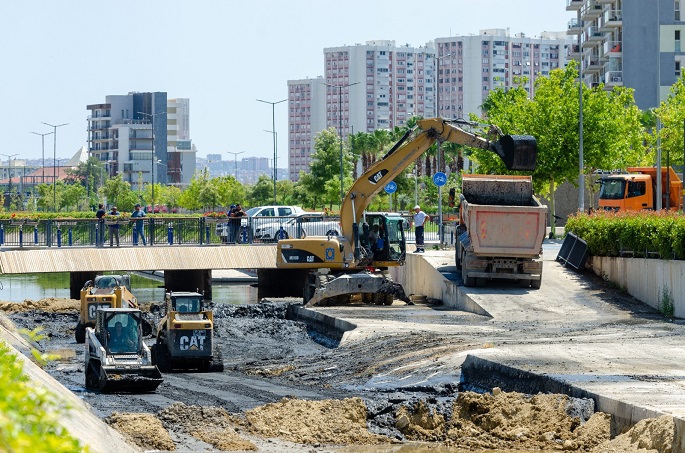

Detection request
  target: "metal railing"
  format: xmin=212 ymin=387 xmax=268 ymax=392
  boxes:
xmin=0 ymin=215 xmax=443 ymax=248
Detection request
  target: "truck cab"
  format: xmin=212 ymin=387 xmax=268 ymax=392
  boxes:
xmin=599 ymin=174 xmax=653 ymax=211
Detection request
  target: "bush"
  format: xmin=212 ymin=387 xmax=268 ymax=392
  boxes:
xmin=566 ymin=210 xmax=685 ymax=259
xmin=0 ymin=341 xmax=83 ymax=452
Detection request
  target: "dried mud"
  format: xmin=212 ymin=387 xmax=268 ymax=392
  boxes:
xmin=0 ymin=297 xmax=679 ymax=452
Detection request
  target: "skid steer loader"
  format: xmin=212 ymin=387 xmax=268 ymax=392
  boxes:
xmin=151 ymin=291 xmax=223 ymax=372
xmin=84 ymin=308 xmax=163 ymax=393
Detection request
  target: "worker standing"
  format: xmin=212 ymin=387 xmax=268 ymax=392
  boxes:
xmin=412 ymin=205 xmax=427 ymax=253
xmin=108 ymin=206 xmax=121 ymax=247
xmin=131 ymin=204 xmax=147 ymax=246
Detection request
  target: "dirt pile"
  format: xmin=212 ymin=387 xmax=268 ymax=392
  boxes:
xmin=245 ymin=397 xmax=389 ymax=445
xmin=592 ymin=415 xmax=675 ymax=452
xmin=106 ymin=412 xmax=175 ymax=451
xmin=158 ymin=402 xmax=256 ymax=451
xmin=396 ymin=390 xmax=611 ymax=451
xmin=0 ymin=297 xmax=78 ymax=313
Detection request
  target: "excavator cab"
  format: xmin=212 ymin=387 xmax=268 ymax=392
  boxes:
xmin=362 ymin=213 xmax=406 ymax=266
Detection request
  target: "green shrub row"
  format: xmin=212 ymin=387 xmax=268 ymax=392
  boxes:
xmin=565 ymin=210 xmax=685 ymax=260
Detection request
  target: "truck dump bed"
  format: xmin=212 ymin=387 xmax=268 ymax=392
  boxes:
xmin=461 ymin=175 xmax=546 ymax=258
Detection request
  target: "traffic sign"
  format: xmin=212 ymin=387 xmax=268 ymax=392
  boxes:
xmin=384 ymin=181 xmax=397 ymax=194
xmin=433 ymin=172 xmax=447 ymax=187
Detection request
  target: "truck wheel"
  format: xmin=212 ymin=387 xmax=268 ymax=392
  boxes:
xmin=455 ymin=248 xmax=462 ymax=270
xmin=85 ymin=360 xmax=100 ymax=390
xmin=519 ymin=279 xmax=531 ymax=288
xmin=531 ymin=279 xmax=542 ymax=289
xmin=461 ymin=252 xmax=476 ymax=287
xmin=75 ymin=322 xmax=86 ymax=344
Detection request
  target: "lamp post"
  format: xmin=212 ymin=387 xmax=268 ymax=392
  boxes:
xmin=30 ymin=131 xmax=53 ymax=185
xmin=226 ymin=151 xmax=245 ymax=180
xmin=434 ymin=52 xmax=453 ymax=244
xmin=137 ymin=111 xmax=166 ymax=211
xmin=42 ymin=122 xmax=68 ymax=212
xmin=257 ymin=98 xmax=286 ymax=204
xmin=324 ymin=81 xmax=359 ymax=205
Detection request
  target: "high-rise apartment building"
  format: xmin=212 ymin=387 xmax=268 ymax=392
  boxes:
xmin=567 ymin=0 xmax=684 ymax=109
xmin=288 ymin=77 xmax=327 ymax=181
xmin=435 ymin=29 xmax=570 ymax=119
xmin=87 ymin=92 xmax=195 ymax=190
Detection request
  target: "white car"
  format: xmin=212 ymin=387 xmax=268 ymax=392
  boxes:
xmin=253 ymin=212 xmax=341 ymax=242
xmin=216 ymin=205 xmax=306 ymax=243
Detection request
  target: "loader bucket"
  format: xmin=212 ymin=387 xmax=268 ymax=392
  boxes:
xmin=490 ymin=135 xmax=537 ymax=171
xmin=99 ymin=365 xmax=163 ymax=393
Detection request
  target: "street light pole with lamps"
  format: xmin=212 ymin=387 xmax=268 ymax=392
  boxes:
xmin=256 ymin=98 xmax=286 ymax=204
xmin=41 ymin=122 xmax=68 ymax=212
xmin=226 ymin=151 xmax=245 ymax=180
xmin=30 ymin=131 xmax=53 ymax=185
xmin=434 ymin=52 xmax=453 ymax=244
xmin=324 ymin=81 xmax=359 ymax=205
xmin=137 ymin=111 xmax=166 ymax=211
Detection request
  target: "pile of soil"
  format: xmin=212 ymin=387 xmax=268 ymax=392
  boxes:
xmin=158 ymin=402 xmax=256 ymax=451
xmin=106 ymin=412 xmax=175 ymax=451
xmin=0 ymin=297 xmax=78 ymax=313
xmin=593 ymin=415 xmax=675 ymax=452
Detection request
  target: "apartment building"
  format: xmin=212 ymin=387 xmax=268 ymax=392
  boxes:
xmin=435 ymin=29 xmax=570 ymax=119
xmin=86 ymin=92 xmax=196 ymax=190
xmin=567 ymin=0 xmax=684 ymax=109
xmin=288 ymin=77 xmax=327 ymax=181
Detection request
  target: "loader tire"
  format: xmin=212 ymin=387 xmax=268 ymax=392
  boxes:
xmin=209 ymin=348 xmax=224 ymax=372
xmin=75 ymin=322 xmax=86 ymax=344
xmin=85 ymin=359 xmax=100 ymax=391
xmin=382 ymin=294 xmax=394 ymax=305
xmin=151 ymin=343 xmax=171 ymax=373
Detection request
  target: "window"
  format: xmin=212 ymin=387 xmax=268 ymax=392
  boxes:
xmin=677 ymin=1 xmax=681 ymax=20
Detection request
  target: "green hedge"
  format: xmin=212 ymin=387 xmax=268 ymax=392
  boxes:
xmin=565 ymin=211 xmax=685 ymax=260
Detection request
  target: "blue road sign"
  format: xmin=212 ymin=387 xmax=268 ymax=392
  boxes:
xmin=384 ymin=181 xmax=397 ymax=194
xmin=433 ymin=172 xmax=447 ymax=187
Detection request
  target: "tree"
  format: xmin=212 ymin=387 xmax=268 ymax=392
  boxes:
xmin=213 ymin=175 xmax=245 ymax=208
xmin=301 ymin=128 xmax=353 ymax=209
xmin=656 ymin=74 xmax=685 ymax=171
xmin=246 ymin=175 xmax=274 ymax=207
xmin=66 ymin=157 xmax=106 ymax=207
xmin=99 ymin=174 xmax=136 ymax=211
xmin=179 ymin=169 xmax=212 ymax=211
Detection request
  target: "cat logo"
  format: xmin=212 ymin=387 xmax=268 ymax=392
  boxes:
xmin=325 ymin=247 xmax=335 ymax=261
xmin=179 ymin=330 xmax=207 ymax=351
xmin=368 ymin=169 xmax=388 ymax=185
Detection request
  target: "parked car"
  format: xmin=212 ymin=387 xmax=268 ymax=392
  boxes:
xmin=253 ymin=212 xmax=341 ymax=242
xmin=216 ymin=205 xmax=306 ymax=243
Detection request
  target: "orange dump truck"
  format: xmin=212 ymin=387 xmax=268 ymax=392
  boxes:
xmin=598 ymin=167 xmax=683 ymax=211
xmin=455 ymin=175 xmax=547 ymax=289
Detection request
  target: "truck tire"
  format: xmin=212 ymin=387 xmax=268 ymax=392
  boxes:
xmin=455 ymin=248 xmax=462 ymax=270
xmin=531 ymin=279 xmax=542 ymax=289
xmin=75 ymin=322 xmax=86 ymax=344
xmin=461 ymin=251 xmax=476 ymax=287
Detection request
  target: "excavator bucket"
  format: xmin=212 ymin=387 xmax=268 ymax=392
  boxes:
xmin=490 ymin=135 xmax=537 ymax=171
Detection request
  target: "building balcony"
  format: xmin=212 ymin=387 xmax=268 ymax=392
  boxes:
xmin=583 ymin=27 xmax=605 ymax=48
xmin=604 ymin=70 xmax=623 ymax=87
xmin=597 ymin=0 xmax=614 ymax=4
xmin=566 ymin=0 xmax=583 ymax=11
xmin=567 ymin=18 xmax=583 ymax=35
xmin=567 ymin=43 xmax=581 ymax=59
xmin=601 ymin=40 xmax=622 ymax=60
xmin=582 ymin=1 xmax=606 ymax=20
xmin=601 ymin=9 xmax=622 ymax=30
xmin=584 ymin=56 xmax=603 ymax=73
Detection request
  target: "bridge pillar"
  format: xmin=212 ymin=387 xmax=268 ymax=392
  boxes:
xmin=257 ymin=269 xmax=310 ymax=297
xmin=164 ymin=269 xmax=212 ymax=300
xmin=70 ymin=271 xmax=98 ymax=300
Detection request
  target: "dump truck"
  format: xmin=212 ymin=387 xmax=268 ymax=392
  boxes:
xmin=277 ymin=117 xmax=538 ymax=306
xmin=456 ymin=175 xmax=547 ymax=288
xmin=151 ymin=291 xmax=223 ymax=372
xmin=75 ymin=274 xmax=151 ymax=344
xmin=84 ymin=308 xmax=163 ymax=393
xmin=598 ymin=166 xmax=683 ymax=211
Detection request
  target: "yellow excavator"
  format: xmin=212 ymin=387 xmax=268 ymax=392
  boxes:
xmin=276 ymin=117 xmax=537 ymax=305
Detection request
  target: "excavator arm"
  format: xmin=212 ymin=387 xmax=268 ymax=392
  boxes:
xmin=339 ymin=117 xmax=537 ymax=247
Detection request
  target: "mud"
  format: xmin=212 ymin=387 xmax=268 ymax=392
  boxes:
xmin=0 ymin=297 xmax=680 ymax=452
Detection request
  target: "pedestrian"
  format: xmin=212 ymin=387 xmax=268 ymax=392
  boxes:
xmin=412 ymin=205 xmax=427 ymax=253
xmin=96 ymin=203 xmax=106 ymax=247
xmin=132 ymin=203 xmax=147 ymax=246
xmin=230 ymin=204 xmax=247 ymax=243
xmin=108 ymin=206 xmax=120 ymax=247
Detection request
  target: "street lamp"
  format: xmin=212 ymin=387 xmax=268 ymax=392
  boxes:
xmin=257 ymin=98 xmax=286 ymax=204
xmin=226 ymin=151 xmax=245 ymax=180
xmin=434 ymin=52 xmax=453 ymax=244
xmin=137 ymin=111 xmax=166 ymax=211
xmin=42 ymin=122 xmax=68 ymax=212
xmin=324 ymin=81 xmax=359 ymax=205
xmin=30 ymin=131 xmax=53 ymax=184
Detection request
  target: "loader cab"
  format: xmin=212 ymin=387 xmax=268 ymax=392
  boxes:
xmin=95 ymin=308 xmax=142 ymax=354
xmin=165 ymin=292 xmax=204 ymax=314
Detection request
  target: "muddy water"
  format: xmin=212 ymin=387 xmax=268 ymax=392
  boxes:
xmin=0 ymin=273 xmax=258 ymax=304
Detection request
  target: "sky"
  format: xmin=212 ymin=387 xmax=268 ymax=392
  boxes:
xmin=0 ymin=0 xmax=570 ymax=167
